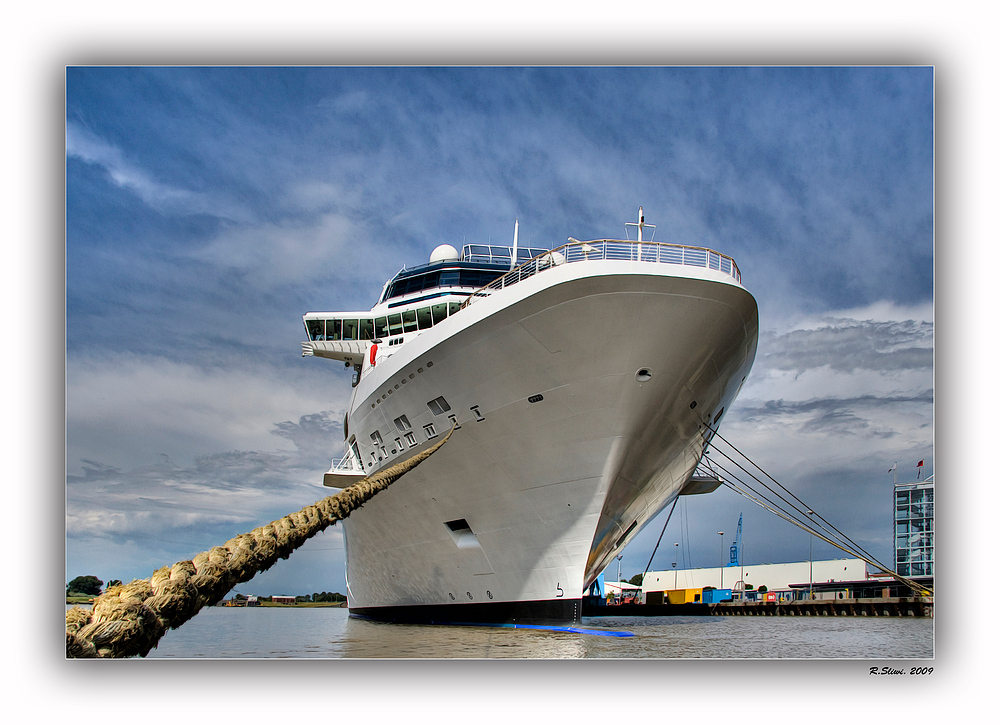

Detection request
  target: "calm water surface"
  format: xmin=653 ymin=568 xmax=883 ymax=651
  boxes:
xmin=127 ymin=607 xmax=932 ymax=659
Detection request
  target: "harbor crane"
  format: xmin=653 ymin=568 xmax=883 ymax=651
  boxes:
xmin=728 ymin=513 xmax=742 ymax=567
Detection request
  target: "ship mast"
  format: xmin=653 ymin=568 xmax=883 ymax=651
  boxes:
xmin=625 ymin=207 xmax=654 ymax=258
xmin=511 ymin=218 xmax=519 ymax=271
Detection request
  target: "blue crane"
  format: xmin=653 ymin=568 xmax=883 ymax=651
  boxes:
xmin=728 ymin=513 xmax=742 ymax=567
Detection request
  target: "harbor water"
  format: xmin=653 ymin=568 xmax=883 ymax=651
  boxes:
xmin=130 ymin=606 xmax=932 ymax=659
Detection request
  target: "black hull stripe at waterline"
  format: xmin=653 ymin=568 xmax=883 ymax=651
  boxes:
xmin=348 ymin=597 xmax=582 ymax=626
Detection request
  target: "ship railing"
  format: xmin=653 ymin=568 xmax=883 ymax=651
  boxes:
xmin=460 ymin=244 xmax=551 ymax=266
xmin=461 ymin=239 xmax=741 ymax=308
xmin=329 ymin=450 xmax=364 ymax=475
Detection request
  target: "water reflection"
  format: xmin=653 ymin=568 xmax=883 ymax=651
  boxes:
xmin=96 ymin=606 xmax=932 ymax=659
xmin=339 ymin=617 xmax=590 ymax=658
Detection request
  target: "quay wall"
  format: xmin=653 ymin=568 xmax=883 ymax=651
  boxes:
xmin=710 ymin=596 xmax=932 ymax=617
xmin=583 ymin=597 xmax=932 ymax=618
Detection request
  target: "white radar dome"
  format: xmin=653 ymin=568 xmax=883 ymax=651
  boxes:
xmin=429 ymin=244 xmax=460 ymax=264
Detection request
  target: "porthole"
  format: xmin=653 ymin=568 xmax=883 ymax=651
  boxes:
xmin=528 ymin=394 xmax=544 ymax=404
xmin=635 ymin=368 xmax=652 ymax=382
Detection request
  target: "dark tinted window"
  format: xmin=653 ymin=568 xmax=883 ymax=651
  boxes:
xmin=342 ymin=319 xmax=359 ymax=340
xmin=359 ymin=319 xmax=375 ymax=340
xmin=384 ymin=267 xmax=505 ymax=300
xmin=326 ymin=319 xmax=342 ymax=341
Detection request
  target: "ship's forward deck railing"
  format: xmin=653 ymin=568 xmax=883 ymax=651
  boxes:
xmin=461 ymin=239 xmax=741 ymax=309
xmin=330 ymin=450 xmax=364 ymax=475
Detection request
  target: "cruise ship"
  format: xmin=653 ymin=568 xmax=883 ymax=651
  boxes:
xmin=301 ymin=210 xmax=758 ymax=624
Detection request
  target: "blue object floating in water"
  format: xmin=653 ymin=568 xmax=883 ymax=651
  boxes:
xmin=456 ymin=622 xmax=634 ymax=637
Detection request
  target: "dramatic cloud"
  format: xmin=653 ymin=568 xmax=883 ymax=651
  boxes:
xmin=760 ymin=321 xmax=932 ymax=375
xmin=66 ymin=408 xmax=349 ymax=587
xmin=67 ymin=121 xmax=252 ymax=222
xmin=67 ymin=353 xmax=347 ymax=468
xmin=725 ymin=302 xmax=932 ymax=472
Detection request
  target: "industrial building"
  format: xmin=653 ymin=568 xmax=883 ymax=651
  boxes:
xmin=641 ymin=558 xmax=868 ymax=600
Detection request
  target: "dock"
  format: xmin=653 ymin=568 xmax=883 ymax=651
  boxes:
xmin=583 ymin=596 xmax=932 ymax=619
xmin=710 ymin=596 xmax=932 ymax=617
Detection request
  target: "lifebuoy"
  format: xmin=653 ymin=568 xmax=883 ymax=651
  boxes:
xmin=369 ymin=343 xmax=378 ymax=366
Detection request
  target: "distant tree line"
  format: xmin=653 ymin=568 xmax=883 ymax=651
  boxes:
xmin=67 ymin=576 xmax=103 ymax=596
xmin=67 ymin=576 xmax=348 ymax=604
xmin=252 ymin=592 xmax=347 ymax=603
xmin=306 ymin=592 xmax=347 ymax=603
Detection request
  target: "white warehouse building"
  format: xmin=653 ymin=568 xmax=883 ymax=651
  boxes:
xmin=642 ymin=558 xmax=867 ymax=598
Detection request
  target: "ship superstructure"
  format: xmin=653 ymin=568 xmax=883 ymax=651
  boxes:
xmin=301 ymin=210 xmax=758 ymax=624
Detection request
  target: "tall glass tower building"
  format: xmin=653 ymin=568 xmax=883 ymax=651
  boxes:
xmin=894 ymin=474 xmax=934 ymax=577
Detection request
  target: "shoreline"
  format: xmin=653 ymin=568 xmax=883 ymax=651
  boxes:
xmin=66 ymin=598 xmax=347 ymax=608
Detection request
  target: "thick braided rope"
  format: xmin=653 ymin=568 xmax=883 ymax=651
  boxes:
xmin=66 ymin=425 xmax=455 ymax=658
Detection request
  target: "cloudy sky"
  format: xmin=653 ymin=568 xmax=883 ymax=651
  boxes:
xmin=63 ymin=66 xmax=934 ymax=599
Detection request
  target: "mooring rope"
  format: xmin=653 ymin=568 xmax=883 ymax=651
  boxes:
xmin=66 ymin=424 xmax=456 ymax=659
xmin=700 ymin=428 xmax=932 ymax=597
xmin=641 ymin=496 xmax=679 ymax=581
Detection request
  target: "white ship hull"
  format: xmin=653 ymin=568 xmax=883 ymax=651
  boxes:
xmin=327 ymin=256 xmax=757 ymax=624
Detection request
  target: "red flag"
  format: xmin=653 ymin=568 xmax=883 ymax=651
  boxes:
xmin=917 ymin=460 xmax=924 ymax=467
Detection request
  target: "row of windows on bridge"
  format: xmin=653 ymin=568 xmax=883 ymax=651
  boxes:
xmin=306 ymin=302 xmax=464 ymax=341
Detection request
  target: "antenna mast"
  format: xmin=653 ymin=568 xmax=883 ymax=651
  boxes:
xmin=511 ymin=219 xmax=519 ymax=271
xmin=625 ymin=207 xmax=655 ymax=259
